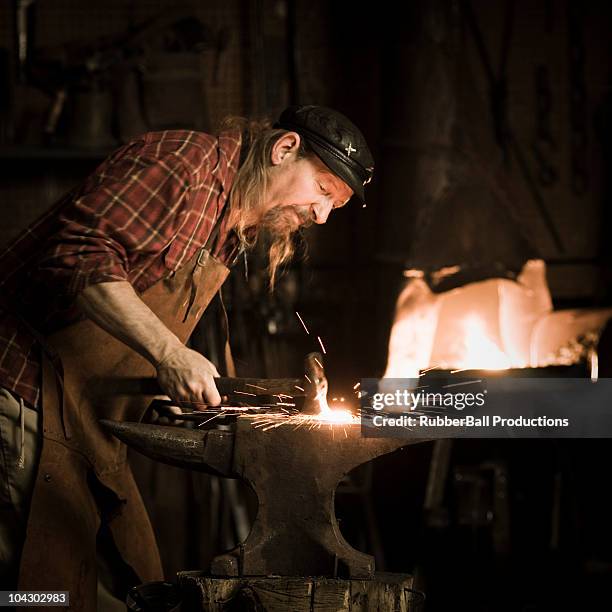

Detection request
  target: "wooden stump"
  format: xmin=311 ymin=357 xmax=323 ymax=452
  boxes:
xmin=177 ymin=572 xmax=424 ymax=612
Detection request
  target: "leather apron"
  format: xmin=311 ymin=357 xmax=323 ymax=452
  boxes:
xmin=17 ymin=210 xmax=235 ymax=611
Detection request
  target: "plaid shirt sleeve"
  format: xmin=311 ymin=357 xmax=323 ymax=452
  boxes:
xmin=0 ymin=130 xmax=240 ymax=408
xmin=36 ymin=146 xmax=193 ymax=298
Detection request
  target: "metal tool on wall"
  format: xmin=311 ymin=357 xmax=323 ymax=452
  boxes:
xmin=22 ymin=8 xmax=228 ymax=147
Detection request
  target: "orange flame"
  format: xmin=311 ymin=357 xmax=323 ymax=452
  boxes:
xmin=458 ymin=315 xmax=512 ymax=370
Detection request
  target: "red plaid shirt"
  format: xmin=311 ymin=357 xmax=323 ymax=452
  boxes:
xmin=0 ymin=129 xmax=243 ymax=407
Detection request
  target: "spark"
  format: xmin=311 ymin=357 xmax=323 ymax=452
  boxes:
xmin=197 ymin=413 xmax=223 ymax=427
xmin=317 ymin=336 xmax=327 ymax=354
xmin=450 ymin=368 xmax=471 ymax=374
xmin=295 ymin=385 xmax=304 ymax=392
xmin=246 ymin=383 xmax=267 ymax=391
xmin=420 ymin=365 xmax=440 ymax=374
xmin=314 ymin=357 xmax=323 ymax=369
xmin=233 ymin=390 xmax=257 ymax=396
xmin=296 ymin=311 xmax=310 ymax=334
xmin=443 ymin=379 xmax=482 ymax=389
xmin=304 ymin=374 xmax=312 ymax=384
xmin=353 ymin=382 xmax=361 ymax=390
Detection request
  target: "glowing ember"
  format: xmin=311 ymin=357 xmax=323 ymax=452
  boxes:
xmin=318 ymin=408 xmax=355 ymax=424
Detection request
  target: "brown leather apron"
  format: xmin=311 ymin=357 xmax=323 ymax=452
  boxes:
xmin=17 ymin=213 xmax=235 ymax=610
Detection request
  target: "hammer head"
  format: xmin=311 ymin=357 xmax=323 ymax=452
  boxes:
xmin=302 ymin=351 xmax=328 ymax=414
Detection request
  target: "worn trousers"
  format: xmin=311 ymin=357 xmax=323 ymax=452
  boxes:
xmin=0 ymin=387 xmax=126 ymax=611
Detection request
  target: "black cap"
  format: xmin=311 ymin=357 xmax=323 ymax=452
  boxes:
xmin=275 ymin=105 xmax=374 ymax=203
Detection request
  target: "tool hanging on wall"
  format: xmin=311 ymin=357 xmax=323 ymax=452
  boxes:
xmin=24 ymin=8 xmax=228 ymax=147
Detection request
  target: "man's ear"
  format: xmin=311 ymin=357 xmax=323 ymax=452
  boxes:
xmin=270 ymin=132 xmax=301 ymax=166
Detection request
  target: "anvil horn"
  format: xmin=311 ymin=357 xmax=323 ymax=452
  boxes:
xmin=99 ymin=420 xmax=235 ymax=477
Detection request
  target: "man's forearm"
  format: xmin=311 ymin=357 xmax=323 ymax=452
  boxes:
xmin=76 ymin=281 xmax=222 ymax=406
xmin=76 ymin=281 xmax=183 ymax=366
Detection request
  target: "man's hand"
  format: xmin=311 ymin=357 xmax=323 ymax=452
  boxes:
xmin=77 ymin=281 xmax=222 ymax=409
xmin=156 ymin=347 xmax=221 ymax=407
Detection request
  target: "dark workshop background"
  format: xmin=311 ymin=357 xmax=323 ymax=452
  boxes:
xmin=1 ymin=1 xmax=612 ymax=610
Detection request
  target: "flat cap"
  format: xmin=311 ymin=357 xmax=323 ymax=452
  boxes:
xmin=275 ymin=105 xmax=374 ymax=203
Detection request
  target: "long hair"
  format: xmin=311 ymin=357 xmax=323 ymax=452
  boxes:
xmin=219 ymin=116 xmax=311 ymax=288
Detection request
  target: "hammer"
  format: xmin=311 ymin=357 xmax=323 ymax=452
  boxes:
xmin=101 ymin=351 xmax=329 ymax=413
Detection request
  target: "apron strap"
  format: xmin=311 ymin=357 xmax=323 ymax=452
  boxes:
xmin=183 ymin=201 xmax=238 ymax=321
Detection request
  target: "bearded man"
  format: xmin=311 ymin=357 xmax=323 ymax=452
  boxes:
xmin=0 ymin=105 xmax=374 ymax=608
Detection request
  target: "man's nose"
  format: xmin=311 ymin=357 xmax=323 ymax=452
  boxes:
xmin=312 ymin=200 xmax=333 ymax=224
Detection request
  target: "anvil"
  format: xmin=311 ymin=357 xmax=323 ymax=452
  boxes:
xmin=101 ymin=415 xmax=421 ymax=578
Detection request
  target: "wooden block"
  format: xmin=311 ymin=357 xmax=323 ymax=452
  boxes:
xmin=177 ymin=572 xmax=422 ymax=611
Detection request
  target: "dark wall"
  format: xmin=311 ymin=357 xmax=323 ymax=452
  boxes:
xmin=1 ymin=1 xmax=612 ymax=608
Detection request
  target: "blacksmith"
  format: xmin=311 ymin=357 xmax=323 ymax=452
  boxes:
xmin=0 ymin=105 xmax=374 ymax=609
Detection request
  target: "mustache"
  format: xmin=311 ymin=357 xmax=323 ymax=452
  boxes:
xmin=260 ymin=206 xmax=313 ymax=234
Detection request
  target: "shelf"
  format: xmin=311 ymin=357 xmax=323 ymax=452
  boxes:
xmin=0 ymin=146 xmax=115 ymax=161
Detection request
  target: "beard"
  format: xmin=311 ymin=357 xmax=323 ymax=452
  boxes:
xmin=259 ymin=205 xmax=313 ymax=288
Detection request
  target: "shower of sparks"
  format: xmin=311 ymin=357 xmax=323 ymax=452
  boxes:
xmin=443 ymin=379 xmax=482 ymax=389
xmin=295 ymin=385 xmax=304 ymax=392
xmin=317 ymin=336 xmax=327 ymax=354
xmin=247 ymin=410 xmax=360 ymax=435
xmin=314 ymin=357 xmax=323 ymax=369
xmin=234 ymin=390 xmax=257 ymax=396
xmin=246 ymin=383 xmax=267 ymax=391
xmin=353 ymin=382 xmax=361 ymax=389
xmin=296 ymin=311 xmax=310 ymax=334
